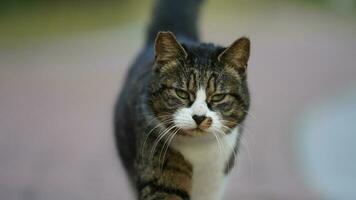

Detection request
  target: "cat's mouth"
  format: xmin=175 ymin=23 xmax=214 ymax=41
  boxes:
xmin=179 ymin=128 xmax=208 ymax=137
xmin=175 ymin=117 xmax=213 ymax=137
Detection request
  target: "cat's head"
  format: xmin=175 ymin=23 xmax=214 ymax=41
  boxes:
xmin=149 ymin=31 xmax=250 ymax=137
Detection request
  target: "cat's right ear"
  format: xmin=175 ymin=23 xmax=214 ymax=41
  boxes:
xmin=154 ymin=31 xmax=187 ymax=67
xmin=218 ymin=37 xmax=250 ymax=74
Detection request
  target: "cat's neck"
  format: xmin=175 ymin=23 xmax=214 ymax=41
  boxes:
xmin=171 ymin=127 xmax=240 ymax=200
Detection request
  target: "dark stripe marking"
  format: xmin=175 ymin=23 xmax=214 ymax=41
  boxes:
xmin=138 ymin=180 xmax=190 ymax=200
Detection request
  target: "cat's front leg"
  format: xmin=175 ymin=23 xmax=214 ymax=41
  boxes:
xmin=140 ymin=192 xmax=186 ymax=200
xmin=136 ymin=150 xmax=192 ymax=200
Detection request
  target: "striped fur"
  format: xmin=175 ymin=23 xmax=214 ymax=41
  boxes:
xmin=114 ymin=0 xmax=251 ymax=199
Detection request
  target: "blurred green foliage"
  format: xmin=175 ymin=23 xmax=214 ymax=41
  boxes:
xmin=0 ymin=0 xmax=354 ymax=45
xmin=0 ymin=0 xmax=127 ymax=11
xmin=0 ymin=0 xmax=151 ymax=45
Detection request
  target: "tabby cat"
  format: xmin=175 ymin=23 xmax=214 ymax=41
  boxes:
xmin=114 ymin=0 xmax=251 ymax=199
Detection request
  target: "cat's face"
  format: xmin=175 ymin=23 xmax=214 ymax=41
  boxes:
xmin=149 ymin=32 xmax=250 ymax=137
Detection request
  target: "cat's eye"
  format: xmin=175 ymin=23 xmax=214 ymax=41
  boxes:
xmin=211 ymin=94 xmax=226 ymax=102
xmin=175 ymin=89 xmax=189 ymax=99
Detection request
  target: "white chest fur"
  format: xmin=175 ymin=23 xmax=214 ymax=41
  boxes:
xmin=172 ymin=128 xmax=239 ymax=200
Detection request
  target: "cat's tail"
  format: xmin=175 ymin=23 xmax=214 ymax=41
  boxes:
xmin=146 ymin=0 xmax=204 ymax=45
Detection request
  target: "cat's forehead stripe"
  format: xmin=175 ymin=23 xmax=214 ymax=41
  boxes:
xmin=185 ymin=70 xmax=217 ymax=94
xmin=188 ymin=72 xmax=196 ymax=92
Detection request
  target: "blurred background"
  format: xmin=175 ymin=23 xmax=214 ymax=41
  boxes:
xmin=1 ymin=0 xmax=356 ymax=199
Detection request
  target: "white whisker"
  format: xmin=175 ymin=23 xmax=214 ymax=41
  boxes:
xmin=150 ymin=124 xmax=176 ymax=158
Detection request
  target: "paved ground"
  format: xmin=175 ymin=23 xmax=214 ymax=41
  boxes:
xmin=0 ymin=3 xmax=355 ymax=200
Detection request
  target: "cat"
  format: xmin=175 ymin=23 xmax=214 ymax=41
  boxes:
xmin=114 ymin=0 xmax=251 ymax=199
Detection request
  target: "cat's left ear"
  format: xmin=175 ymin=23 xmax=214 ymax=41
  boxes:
xmin=154 ymin=31 xmax=188 ymax=65
xmin=218 ymin=37 xmax=250 ymax=74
